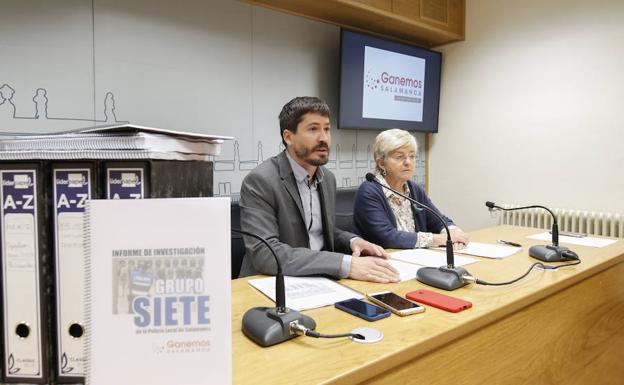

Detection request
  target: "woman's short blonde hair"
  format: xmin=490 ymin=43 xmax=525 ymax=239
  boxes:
xmin=373 ymin=129 xmax=418 ymax=171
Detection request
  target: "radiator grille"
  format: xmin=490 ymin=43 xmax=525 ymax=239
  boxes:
xmin=496 ymin=204 xmax=624 ymax=238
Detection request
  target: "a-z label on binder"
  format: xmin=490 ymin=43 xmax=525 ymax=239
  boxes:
xmin=1 ymin=170 xmax=43 ymax=380
xmin=106 ymin=168 xmax=145 ymax=199
xmin=53 ymin=168 xmax=92 ymax=380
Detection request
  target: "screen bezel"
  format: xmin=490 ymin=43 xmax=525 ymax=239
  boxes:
xmin=338 ymin=29 xmax=442 ymax=133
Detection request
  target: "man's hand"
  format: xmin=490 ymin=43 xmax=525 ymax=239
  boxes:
xmin=351 ymin=238 xmax=391 ymax=259
xmin=349 ymin=256 xmax=400 ymax=283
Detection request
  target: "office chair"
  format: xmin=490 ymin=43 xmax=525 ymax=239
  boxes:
xmin=335 ymin=188 xmax=358 ymax=232
xmin=231 ymin=201 xmax=245 ymax=279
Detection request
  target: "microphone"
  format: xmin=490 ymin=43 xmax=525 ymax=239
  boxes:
xmin=485 ymin=201 xmax=579 ymax=262
xmin=231 ymin=228 xmax=316 ymax=347
xmin=365 ymin=173 xmax=474 ymax=290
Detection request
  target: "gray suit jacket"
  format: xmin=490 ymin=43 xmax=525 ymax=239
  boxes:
xmin=238 ymin=151 xmax=355 ymax=278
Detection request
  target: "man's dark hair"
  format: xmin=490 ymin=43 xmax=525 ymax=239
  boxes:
xmin=279 ymin=96 xmax=330 ymax=147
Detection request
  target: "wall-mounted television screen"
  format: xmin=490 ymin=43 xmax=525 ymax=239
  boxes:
xmin=339 ymin=29 xmax=442 ymax=133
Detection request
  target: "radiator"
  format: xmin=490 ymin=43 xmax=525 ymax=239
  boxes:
xmin=496 ymin=204 xmax=624 ymax=238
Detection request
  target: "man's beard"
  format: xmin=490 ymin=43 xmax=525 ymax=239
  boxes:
xmin=294 ymin=143 xmax=330 ymax=166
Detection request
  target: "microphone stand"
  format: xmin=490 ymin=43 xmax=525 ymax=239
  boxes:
xmin=485 ymin=201 xmax=578 ymax=262
xmin=365 ymin=173 xmax=473 ymax=291
xmin=232 ymin=228 xmax=316 ymax=347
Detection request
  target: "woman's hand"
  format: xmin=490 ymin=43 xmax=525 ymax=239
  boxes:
xmin=432 ymin=229 xmax=470 ymax=249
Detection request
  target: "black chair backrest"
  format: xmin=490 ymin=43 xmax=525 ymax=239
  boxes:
xmin=231 ymin=201 xmax=245 ymax=279
xmin=335 ymin=188 xmax=358 ymax=232
xmin=231 ymin=189 xmax=357 ymax=278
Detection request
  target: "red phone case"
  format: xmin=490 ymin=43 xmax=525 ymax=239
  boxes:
xmin=405 ymin=289 xmax=472 ymax=313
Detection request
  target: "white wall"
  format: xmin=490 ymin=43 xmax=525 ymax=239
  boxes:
xmin=0 ymin=0 xmax=426 ymax=198
xmin=431 ymin=0 xmax=624 ymax=230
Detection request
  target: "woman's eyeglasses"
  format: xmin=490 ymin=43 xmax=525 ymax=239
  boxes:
xmin=388 ymin=154 xmax=417 ymax=163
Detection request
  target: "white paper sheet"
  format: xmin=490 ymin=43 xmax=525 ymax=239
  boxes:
xmin=390 ymin=248 xmax=479 ymax=267
xmin=527 ymin=232 xmax=618 ymax=248
xmin=386 ymin=259 xmax=424 ymax=282
xmin=248 ymin=276 xmax=363 ymax=311
xmin=447 ymin=242 xmax=521 ymax=259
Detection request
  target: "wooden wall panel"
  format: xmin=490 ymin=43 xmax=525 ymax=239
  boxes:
xmin=242 ymin=0 xmax=465 ymax=47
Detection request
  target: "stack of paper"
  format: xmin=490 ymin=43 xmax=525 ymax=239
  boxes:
xmin=0 ymin=124 xmax=233 ymax=160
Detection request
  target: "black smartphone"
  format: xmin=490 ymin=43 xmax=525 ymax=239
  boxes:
xmin=334 ymin=298 xmax=391 ymax=321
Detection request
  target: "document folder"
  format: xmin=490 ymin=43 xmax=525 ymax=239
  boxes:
xmin=102 ymin=160 xmax=214 ymax=199
xmin=0 ymin=162 xmax=50 ymax=384
xmin=51 ymin=162 xmax=96 ymax=383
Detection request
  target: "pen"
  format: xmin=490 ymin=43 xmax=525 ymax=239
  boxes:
xmin=497 ymin=239 xmax=522 ymax=247
xmin=550 ymin=230 xmax=587 ymax=238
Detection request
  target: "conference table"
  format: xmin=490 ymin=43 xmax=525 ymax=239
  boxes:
xmin=232 ymin=225 xmax=624 ymax=385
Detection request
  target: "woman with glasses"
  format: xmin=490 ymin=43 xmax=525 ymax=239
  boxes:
xmin=353 ymin=129 xmax=469 ymax=249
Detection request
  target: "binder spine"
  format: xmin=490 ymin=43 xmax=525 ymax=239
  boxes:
xmin=0 ymin=164 xmax=49 ymax=384
xmin=82 ymin=202 xmax=93 ymax=385
xmin=52 ymin=164 xmax=93 ymax=383
xmin=103 ymin=162 xmax=149 ymax=199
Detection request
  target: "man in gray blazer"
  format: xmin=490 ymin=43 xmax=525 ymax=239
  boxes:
xmin=239 ymin=97 xmax=399 ymax=283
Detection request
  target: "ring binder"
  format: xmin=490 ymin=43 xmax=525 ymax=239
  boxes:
xmin=102 ymin=160 xmax=215 ymax=200
xmin=0 ymin=163 xmax=50 ymax=384
xmin=51 ymin=162 xmax=96 ymax=383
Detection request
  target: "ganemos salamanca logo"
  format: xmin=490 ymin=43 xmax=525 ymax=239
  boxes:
xmin=365 ymin=69 xmax=423 ymax=101
xmin=362 ymin=46 xmax=426 ymax=121
xmin=365 ymin=70 xmax=379 ymax=90
xmin=153 ymin=339 xmax=210 ymax=355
